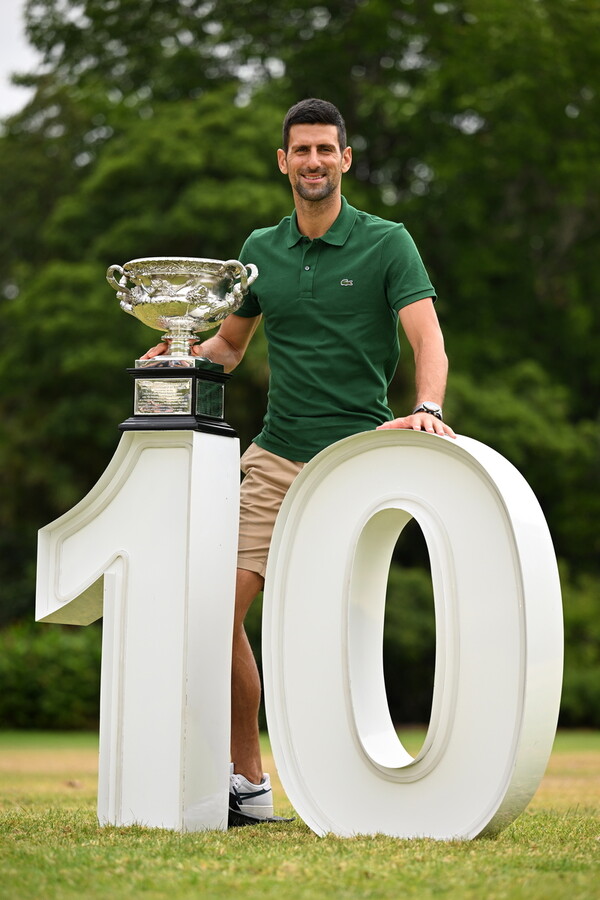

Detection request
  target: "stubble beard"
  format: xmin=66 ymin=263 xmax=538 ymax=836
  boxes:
xmin=293 ymin=171 xmax=338 ymax=202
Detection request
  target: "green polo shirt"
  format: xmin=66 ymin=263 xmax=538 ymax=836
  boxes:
xmin=235 ymin=196 xmax=436 ymax=462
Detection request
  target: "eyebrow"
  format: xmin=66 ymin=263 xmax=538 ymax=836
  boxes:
xmin=290 ymin=142 xmax=337 ymax=152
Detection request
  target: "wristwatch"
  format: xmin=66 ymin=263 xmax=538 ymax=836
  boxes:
xmin=412 ymin=401 xmax=443 ymax=421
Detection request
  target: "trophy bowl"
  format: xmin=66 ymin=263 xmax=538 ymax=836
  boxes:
xmin=106 ymin=256 xmax=258 ymax=357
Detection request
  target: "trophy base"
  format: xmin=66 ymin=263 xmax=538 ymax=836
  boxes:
xmin=134 ymin=355 xmax=218 ymax=370
xmin=119 ymin=413 xmax=237 ymax=437
xmin=120 ymin=362 xmax=237 ymax=437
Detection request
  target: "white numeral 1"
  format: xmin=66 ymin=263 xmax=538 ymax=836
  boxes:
xmin=36 ymin=430 xmax=240 ymax=831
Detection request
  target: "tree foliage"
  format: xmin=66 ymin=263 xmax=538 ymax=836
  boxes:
xmin=1 ymin=0 xmax=599 ymax=722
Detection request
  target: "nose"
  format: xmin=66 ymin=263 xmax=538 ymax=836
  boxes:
xmin=307 ymin=147 xmax=321 ymax=168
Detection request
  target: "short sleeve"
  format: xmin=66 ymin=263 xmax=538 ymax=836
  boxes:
xmin=234 ymin=235 xmax=262 ymax=318
xmin=383 ymin=226 xmax=436 ymax=312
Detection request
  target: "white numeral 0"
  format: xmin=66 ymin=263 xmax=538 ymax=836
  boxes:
xmin=263 ymin=430 xmax=563 ymax=839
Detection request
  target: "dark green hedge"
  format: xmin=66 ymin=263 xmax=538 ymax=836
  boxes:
xmin=0 ymin=620 xmax=101 ymax=730
xmin=1 ymin=564 xmax=598 ymax=730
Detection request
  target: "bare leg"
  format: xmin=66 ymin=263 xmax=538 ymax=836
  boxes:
xmin=231 ymin=566 xmax=265 ymax=784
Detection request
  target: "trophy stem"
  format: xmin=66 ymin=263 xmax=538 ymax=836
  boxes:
xmin=163 ymin=330 xmax=193 ymax=357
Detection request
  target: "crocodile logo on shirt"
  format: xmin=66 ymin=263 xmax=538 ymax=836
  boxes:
xmin=340 ymin=278 xmax=354 ymax=286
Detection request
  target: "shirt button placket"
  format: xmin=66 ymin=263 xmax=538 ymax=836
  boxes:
xmin=300 ymin=241 xmax=319 ymax=299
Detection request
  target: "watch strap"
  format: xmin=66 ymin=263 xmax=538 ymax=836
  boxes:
xmin=412 ymin=402 xmax=443 ymax=421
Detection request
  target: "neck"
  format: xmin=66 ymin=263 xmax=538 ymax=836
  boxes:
xmin=294 ymin=193 xmax=342 ymax=240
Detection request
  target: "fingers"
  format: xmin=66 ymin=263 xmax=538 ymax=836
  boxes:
xmin=138 ymin=340 xmax=207 ymax=360
xmin=376 ymin=414 xmax=456 ymax=439
xmin=441 ymin=422 xmax=457 ymax=438
xmin=376 ymin=417 xmax=410 ymax=430
xmin=139 ymin=342 xmax=168 ymax=360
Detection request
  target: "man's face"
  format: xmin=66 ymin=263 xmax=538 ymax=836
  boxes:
xmin=277 ymin=124 xmax=352 ymax=202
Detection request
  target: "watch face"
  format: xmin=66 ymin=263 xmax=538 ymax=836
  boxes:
xmin=423 ymin=402 xmax=441 ymax=414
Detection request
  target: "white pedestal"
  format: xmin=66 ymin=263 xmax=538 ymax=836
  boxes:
xmin=36 ymin=430 xmax=240 ymax=831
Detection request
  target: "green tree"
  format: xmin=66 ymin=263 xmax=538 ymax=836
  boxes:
xmin=446 ymin=364 xmax=600 ymax=571
xmin=0 ymin=87 xmax=289 ymax=623
xmin=43 ymin=88 xmax=290 ymax=263
xmin=15 ymin=1 xmax=599 ymax=412
xmin=1 ymin=0 xmax=599 ymax=723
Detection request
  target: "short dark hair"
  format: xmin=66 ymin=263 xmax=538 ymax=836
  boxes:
xmin=282 ymin=98 xmax=347 ymax=152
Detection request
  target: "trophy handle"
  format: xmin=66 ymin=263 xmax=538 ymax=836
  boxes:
xmin=241 ymin=262 xmax=259 ymax=289
xmin=106 ymin=264 xmax=135 ymax=314
xmin=221 ymin=259 xmax=258 ymax=303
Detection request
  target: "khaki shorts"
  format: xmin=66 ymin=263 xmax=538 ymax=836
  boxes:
xmin=237 ymin=443 xmax=306 ymax=578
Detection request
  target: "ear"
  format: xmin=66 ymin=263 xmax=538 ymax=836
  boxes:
xmin=277 ymin=148 xmax=288 ymax=174
xmin=341 ymin=146 xmax=352 ymax=174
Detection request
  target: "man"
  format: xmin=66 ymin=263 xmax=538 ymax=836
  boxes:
xmin=143 ymin=98 xmax=455 ymax=822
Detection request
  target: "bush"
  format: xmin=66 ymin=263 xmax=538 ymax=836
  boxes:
xmin=0 ymin=620 xmax=101 ymax=730
xmin=1 ymin=561 xmax=598 ymax=730
xmin=559 ymin=568 xmax=600 ymax=728
xmin=383 ymin=565 xmax=436 ymax=725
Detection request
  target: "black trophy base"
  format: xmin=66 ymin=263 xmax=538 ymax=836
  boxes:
xmin=120 ymin=363 xmax=237 ymax=437
xmin=119 ymin=413 xmax=237 ymax=437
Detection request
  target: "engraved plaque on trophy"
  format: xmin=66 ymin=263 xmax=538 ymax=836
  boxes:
xmin=106 ymin=256 xmax=258 ymax=435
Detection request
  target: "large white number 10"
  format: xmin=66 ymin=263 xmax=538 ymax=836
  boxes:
xmin=36 ymin=428 xmax=563 ymax=839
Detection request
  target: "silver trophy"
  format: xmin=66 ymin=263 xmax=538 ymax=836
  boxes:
xmin=106 ymin=256 xmax=258 ymax=434
xmin=106 ymin=256 xmax=258 ymax=359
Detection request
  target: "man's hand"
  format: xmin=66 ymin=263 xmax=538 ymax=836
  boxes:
xmin=139 ymin=341 xmax=209 ymax=360
xmin=139 ymin=315 xmax=262 ymax=369
xmin=139 ymin=341 xmax=169 ymax=360
xmin=377 ymin=412 xmax=456 ymax=438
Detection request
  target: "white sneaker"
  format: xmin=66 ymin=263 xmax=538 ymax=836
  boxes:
xmin=229 ymin=764 xmax=274 ymax=819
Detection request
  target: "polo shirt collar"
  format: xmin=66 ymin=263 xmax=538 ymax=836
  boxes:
xmin=286 ymin=196 xmax=358 ymax=247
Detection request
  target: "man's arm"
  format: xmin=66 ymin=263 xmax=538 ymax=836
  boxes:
xmin=377 ymin=297 xmax=456 ymax=437
xmin=140 ymin=313 xmax=262 ymax=373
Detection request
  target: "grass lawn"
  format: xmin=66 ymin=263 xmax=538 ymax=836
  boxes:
xmin=0 ymin=730 xmax=598 ymax=900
